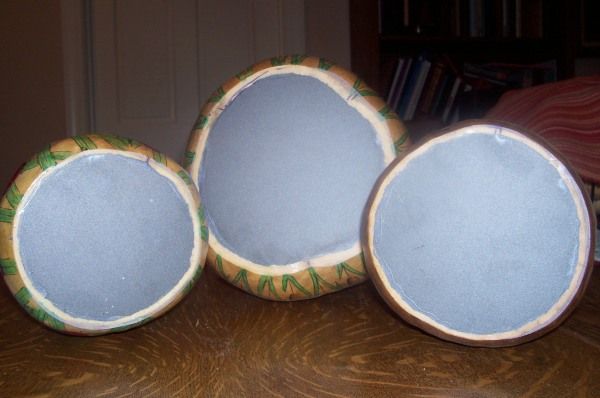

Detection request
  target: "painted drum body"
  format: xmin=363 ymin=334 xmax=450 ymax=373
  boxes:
xmin=186 ymin=56 xmax=409 ymax=300
xmin=364 ymin=122 xmax=596 ymax=346
xmin=0 ymin=135 xmax=208 ymax=335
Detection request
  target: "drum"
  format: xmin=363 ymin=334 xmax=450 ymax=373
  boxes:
xmin=186 ymin=56 xmax=409 ymax=300
xmin=0 ymin=135 xmax=208 ymax=335
xmin=364 ymin=122 xmax=596 ymax=346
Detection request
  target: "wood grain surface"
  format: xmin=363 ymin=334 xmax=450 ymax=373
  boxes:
xmin=1 ymin=265 xmax=599 ymax=397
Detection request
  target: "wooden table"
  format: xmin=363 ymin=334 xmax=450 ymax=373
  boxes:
xmin=1 ymin=265 xmax=599 ymax=397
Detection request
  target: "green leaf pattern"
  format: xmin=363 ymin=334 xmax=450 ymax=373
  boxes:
xmin=308 ymin=267 xmax=341 ymax=296
xmin=198 ymin=206 xmax=208 ymax=242
xmin=102 ymin=135 xmax=141 ymax=150
xmin=336 ymin=262 xmax=366 ymax=279
xmin=270 ymin=56 xmax=287 ymax=66
xmin=184 ymin=151 xmax=195 ymax=168
xmin=22 ymin=159 xmax=38 ymax=171
xmin=394 ymin=133 xmax=409 ymax=153
xmin=291 ymin=55 xmax=307 ymax=65
xmin=318 ymin=58 xmax=333 ymax=70
xmin=217 ymin=253 xmax=367 ymax=299
xmin=352 ymin=79 xmax=377 ymax=97
xmin=177 ymin=170 xmax=192 ymax=185
xmin=200 ymin=226 xmax=209 ymax=242
xmin=14 ymin=287 xmax=65 ymax=330
xmin=183 ymin=265 xmax=204 ymax=296
xmin=72 ymin=136 xmax=97 ymax=151
xmin=281 ymin=274 xmax=312 ymax=297
xmin=152 ymin=151 xmax=167 ymax=165
xmin=208 ymin=87 xmax=225 ymax=103
xmin=257 ymin=275 xmax=280 ymax=299
xmin=194 ymin=115 xmax=208 ymax=130
xmin=231 ymin=269 xmax=251 ymax=292
xmin=215 ymin=254 xmax=228 ymax=279
xmin=378 ymin=105 xmax=400 ymax=120
xmin=5 ymin=183 xmax=22 ymax=210
xmin=0 ymin=259 xmax=17 ymax=275
xmin=34 ymin=147 xmax=71 ymax=171
xmin=0 ymin=208 xmax=16 ymax=224
xmin=198 ymin=206 xmax=206 ymax=224
xmin=236 ymin=66 xmax=254 ymax=81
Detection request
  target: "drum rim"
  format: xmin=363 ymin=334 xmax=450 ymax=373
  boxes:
xmin=363 ymin=120 xmax=596 ymax=347
xmin=185 ymin=55 xmax=409 ymax=300
xmin=0 ymin=135 xmax=208 ymax=335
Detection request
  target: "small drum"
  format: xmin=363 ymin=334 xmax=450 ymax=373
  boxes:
xmin=364 ymin=122 xmax=595 ymax=346
xmin=186 ymin=56 xmax=409 ymax=300
xmin=0 ymin=135 xmax=208 ymax=335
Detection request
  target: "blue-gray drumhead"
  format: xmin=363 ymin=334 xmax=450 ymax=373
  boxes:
xmin=17 ymin=152 xmax=195 ymax=321
xmin=368 ymin=125 xmax=593 ymax=344
xmin=200 ymin=73 xmax=386 ymax=265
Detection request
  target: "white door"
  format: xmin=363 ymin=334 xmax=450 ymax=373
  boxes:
xmin=89 ymin=0 xmax=305 ymax=163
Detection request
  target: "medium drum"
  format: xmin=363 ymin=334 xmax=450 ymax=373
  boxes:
xmin=0 ymin=135 xmax=208 ymax=335
xmin=186 ymin=56 xmax=409 ymax=300
xmin=364 ymin=122 xmax=595 ymax=346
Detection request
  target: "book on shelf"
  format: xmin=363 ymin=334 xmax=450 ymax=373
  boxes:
xmin=405 ymin=58 xmax=432 ymax=120
xmin=441 ymin=77 xmax=464 ymax=123
xmin=389 ymin=58 xmax=413 ymax=111
xmin=418 ymin=61 xmax=446 ymax=114
xmin=430 ymin=74 xmax=452 ymax=117
xmin=396 ymin=57 xmax=423 ymax=119
xmin=386 ymin=54 xmax=463 ymax=123
xmin=387 ymin=58 xmax=405 ymax=102
xmin=384 ymin=53 xmax=557 ymax=124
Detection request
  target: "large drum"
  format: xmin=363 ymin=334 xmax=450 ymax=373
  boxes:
xmin=186 ymin=56 xmax=409 ymax=300
xmin=364 ymin=122 xmax=595 ymax=346
xmin=0 ymin=135 xmax=207 ymax=335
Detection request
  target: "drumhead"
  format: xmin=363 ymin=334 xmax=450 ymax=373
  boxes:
xmin=187 ymin=56 xmax=408 ymax=300
xmin=365 ymin=122 xmax=595 ymax=346
xmin=1 ymin=135 xmax=207 ymax=335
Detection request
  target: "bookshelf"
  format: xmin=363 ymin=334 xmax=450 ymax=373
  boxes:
xmin=350 ymin=0 xmax=579 ymax=137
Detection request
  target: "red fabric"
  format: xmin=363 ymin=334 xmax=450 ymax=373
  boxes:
xmin=486 ymin=76 xmax=600 ymax=185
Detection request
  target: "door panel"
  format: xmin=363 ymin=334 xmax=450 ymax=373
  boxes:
xmin=92 ymin=0 xmax=198 ymax=160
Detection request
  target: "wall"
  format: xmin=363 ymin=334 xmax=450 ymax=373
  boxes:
xmin=305 ymin=0 xmax=351 ymax=69
xmin=0 ymin=1 xmax=66 ymax=188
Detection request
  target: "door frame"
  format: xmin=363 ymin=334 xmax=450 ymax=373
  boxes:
xmin=61 ymin=0 xmax=92 ymax=136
